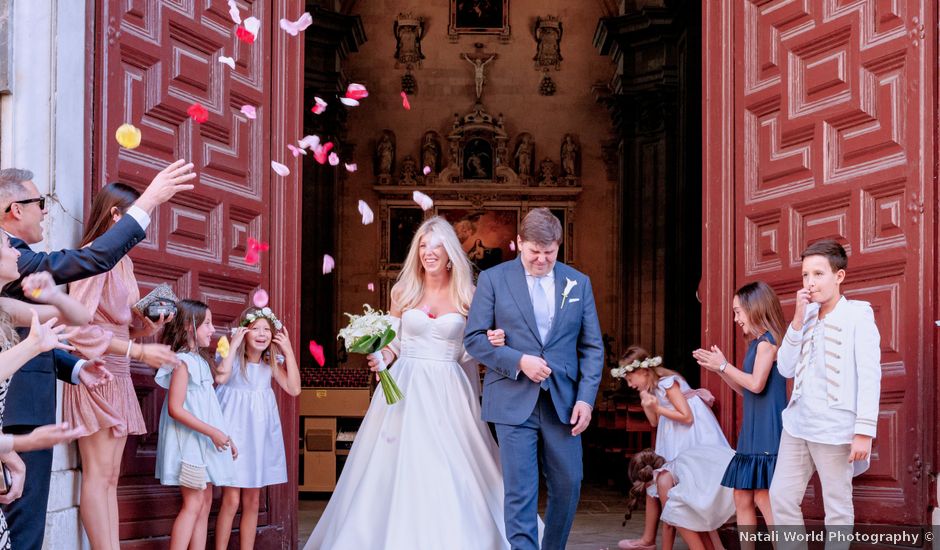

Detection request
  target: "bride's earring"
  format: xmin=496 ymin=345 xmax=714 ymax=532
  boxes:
xmin=446 ymin=260 xmax=453 ymax=270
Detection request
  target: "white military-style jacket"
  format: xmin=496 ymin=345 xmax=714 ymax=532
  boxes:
xmin=776 ymin=296 xmax=881 ymax=438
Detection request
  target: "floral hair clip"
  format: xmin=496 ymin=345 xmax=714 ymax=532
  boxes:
xmin=239 ymin=307 xmax=283 ymax=331
xmin=610 ymin=355 xmax=663 ymax=379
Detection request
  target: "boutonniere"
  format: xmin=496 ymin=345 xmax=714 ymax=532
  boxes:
xmin=560 ymin=277 xmax=578 ymax=309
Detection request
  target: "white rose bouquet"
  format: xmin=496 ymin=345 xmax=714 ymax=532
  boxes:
xmin=337 ymin=304 xmax=403 ymax=404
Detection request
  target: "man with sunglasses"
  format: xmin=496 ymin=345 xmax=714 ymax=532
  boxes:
xmin=0 ymin=159 xmax=196 ymax=549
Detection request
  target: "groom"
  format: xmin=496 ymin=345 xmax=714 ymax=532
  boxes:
xmin=465 ymin=208 xmax=603 ymax=550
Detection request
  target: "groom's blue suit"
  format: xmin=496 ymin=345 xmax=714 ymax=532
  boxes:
xmin=465 ymin=258 xmax=603 ymax=550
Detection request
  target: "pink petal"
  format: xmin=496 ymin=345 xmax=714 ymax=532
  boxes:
xmin=271 ymin=161 xmax=290 ymax=177
xmin=308 ymin=340 xmax=325 ymax=366
xmin=344 ymin=163 xmax=358 ymax=172
xmin=287 ymin=144 xmax=306 ymax=157
xmin=412 ymin=190 xmax=434 ymax=211
xmin=298 ymin=135 xmax=320 ymax=150
xmin=314 ymin=142 xmax=334 ymax=165
xmin=339 ymin=97 xmax=360 ymax=107
xmin=423 ymin=165 xmax=431 ymax=176
xmin=358 ymin=200 xmax=374 ymax=225
xmin=509 ymin=240 xmax=516 ymax=251
xmin=311 ymin=97 xmax=328 ymax=114
xmin=368 ymin=283 xmax=375 ymax=292
xmin=328 ymin=152 xmax=340 ymax=166
xmin=227 ymin=0 xmax=241 ymax=24
xmin=219 ymin=56 xmax=236 ymax=70
xmin=400 ymin=91 xmax=411 ymax=110
xmin=252 ymin=289 xmax=269 ymax=308
xmin=243 ymin=16 xmax=261 ymax=39
xmin=345 ymin=83 xmax=369 ymax=100
xmin=322 ymin=254 xmax=335 ymax=275
xmin=279 ymin=12 xmax=313 ymax=36
xmin=240 ymin=104 xmax=256 ymax=119
xmin=245 ymin=250 xmax=259 ymax=265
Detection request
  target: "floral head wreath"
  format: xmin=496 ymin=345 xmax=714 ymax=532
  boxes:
xmin=239 ymin=307 xmax=283 ymax=331
xmin=610 ymin=355 xmax=663 ymax=379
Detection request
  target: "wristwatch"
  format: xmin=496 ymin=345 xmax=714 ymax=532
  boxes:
xmin=718 ymin=361 xmax=728 ymax=373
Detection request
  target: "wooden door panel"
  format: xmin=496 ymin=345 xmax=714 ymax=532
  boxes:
xmin=92 ymin=1 xmax=301 ymax=545
xmin=705 ymin=0 xmax=931 ymax=524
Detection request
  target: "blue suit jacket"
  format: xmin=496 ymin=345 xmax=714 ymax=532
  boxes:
xmin=464 ymin=258 xmax=604 ymax=425
xmin=1 ymin=214 xmax=146 ymax=427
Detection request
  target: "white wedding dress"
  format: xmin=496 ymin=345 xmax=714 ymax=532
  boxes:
xmin=304 ymin=309 xmax=510 ymax=550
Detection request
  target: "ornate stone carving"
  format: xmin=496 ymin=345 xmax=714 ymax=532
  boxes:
xmin=534 ymin=16 xmax=563 ymax=70
xmin=560 ymin=134 xmax=579 ymax=177
xmin=513 ymin=133 xmax=535 ymax=180
xmin=398 ymin=155 xmax=418 ymax=186
xmin=394 ymin=13 xmax=425 ymax=67
xmin=375 ymin=130 xmax=396 ymax=181
xmin=538 ymin=158 xmax=557 ymax=186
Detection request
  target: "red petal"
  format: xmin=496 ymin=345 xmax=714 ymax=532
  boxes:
xmin=187 ymin=103 xmax=209 ymax=123
xmin=400 ymin=91 xmax=411 ymax=110
xmin=309 ymin=341 xmax=325 ymax=366
xmin=236 ymin=27 xmax=256 ymax=44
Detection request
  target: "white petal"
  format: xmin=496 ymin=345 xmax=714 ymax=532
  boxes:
xmin=358 ymin=200 xmax=374 ymax=225
xmin=368 ymin=283 xmax=375 ymax=292
xmin=412 ymin=190 xmax=434 ymax=211
xmin=243 ymin=16 xmax=261 ymax=38
xmin=287 ymin=144 xmax=306 ymax=157
xmin=219 ymin=56 xmax=236 ymax=70
xmin=339 ymin=97 xmax=360 ymax=107
xmin=323 ymin=254 xmax=335 ymax=274
xmin=227 ymin=0 xmax=241 ymax=24
xmin=278 ymin=12 xmax=313 ymax=36
xmin=298 ymin=134 xmax=320 ymax=150
xmin=344 ymin=163 xmax=358 ymax=172
xmin=328 ymin=152 xmax=340 ymax=166
xmin=240 ymin=104 xmax=256 ymax=119
xmin=423 ymin=165 xmax=432 ymax=176
xmin=271 ymin=161 xmax=290 ymax=177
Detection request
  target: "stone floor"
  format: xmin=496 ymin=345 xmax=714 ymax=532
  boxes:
xmin=298 ymin=481 xmax=690 ymax=549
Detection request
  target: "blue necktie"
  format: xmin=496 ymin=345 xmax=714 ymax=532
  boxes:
xmin=531 ymin=276 xmax=552 ymax=343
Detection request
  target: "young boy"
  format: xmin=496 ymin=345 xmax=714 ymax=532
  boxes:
xmin=770 ymin=239 xmax=881 ymax=525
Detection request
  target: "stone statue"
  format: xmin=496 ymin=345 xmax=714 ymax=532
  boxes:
xmin=399 ymin=155 xmax=418 ymax=185
xmin=421 ymin=132 xmax=441 ymax=174
xmin=514 ymin=134 xmax=534 ymax=177
xmin=462 ymin=51 xmax=496 ymax=100
xmin=538 ymin=158 xmax=557 ymax=186
xmin=394 ymin=14 xmax=425 ymax=67
xmin=561 ymin=134 xmax=578 ymax=176
xmin=534 ymin=16 xmax=563 ymax=70
xmin=376 ymin=132 xmax=395 ymax=176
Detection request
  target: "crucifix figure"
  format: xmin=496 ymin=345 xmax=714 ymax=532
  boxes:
xmin=462 ymin=50 xmax=497 ymax=100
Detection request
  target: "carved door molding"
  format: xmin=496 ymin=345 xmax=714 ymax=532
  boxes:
xmin=702 ymin=0 xmax=933 ymax=524
xmin=90 ymin=1 xmax=302 ymax=546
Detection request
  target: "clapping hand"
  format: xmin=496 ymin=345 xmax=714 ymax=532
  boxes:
xmin=78 ymin=358 xmax=114 ymax=388
xmin=25 ymin=310 xmax=76 ymax=353
xmin=692 ymin=345 xmax=727 ymax=372
xmin=639 ymin=389 xmax=657 ymax=409
xmin=486 ymin=329 xmax=505 ymax=347
xmin=21 ymin=272 xmax=60 ymax=303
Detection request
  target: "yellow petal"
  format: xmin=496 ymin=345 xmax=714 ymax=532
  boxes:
xmin=216 ymin=335 xmax=230 ymax=359
xmin=30 ymin=288 xmax=41 ymax=299
xmin=115 ymin=123 xmax=142 ymax=149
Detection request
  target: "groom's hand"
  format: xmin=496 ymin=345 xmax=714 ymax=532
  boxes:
xmin=519 ymin=354 xmax=551 ymax=383
xmin=570 ymin=401 xmax=592 ymax=436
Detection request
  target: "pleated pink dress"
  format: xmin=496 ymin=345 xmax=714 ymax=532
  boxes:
xmin=63 ymin=256 xmax=147 ymax=438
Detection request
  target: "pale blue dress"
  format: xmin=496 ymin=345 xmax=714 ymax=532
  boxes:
xmin=155 ymin=352 xmax=235 ymax=486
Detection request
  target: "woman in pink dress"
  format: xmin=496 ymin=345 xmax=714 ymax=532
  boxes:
xmin=63 ymin=183 xmax=182 ymax=550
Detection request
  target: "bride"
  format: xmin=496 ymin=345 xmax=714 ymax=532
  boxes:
xmin=305 ymin=216 xmax=511 ymax=549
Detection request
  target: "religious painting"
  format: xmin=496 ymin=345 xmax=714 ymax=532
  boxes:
xmin=449 ymin=0 xmax=510 ymax=38
xmin=388 ymin=206 xmax=425 ymax=265
xmin=462 ymin=138 xmax=494 ymax=180
xmin=439 ymin=208 xmax=518 ymax=272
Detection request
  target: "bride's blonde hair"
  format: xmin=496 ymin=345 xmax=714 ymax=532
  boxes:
xmin=392 ymin=216 xmax=474 ymax=315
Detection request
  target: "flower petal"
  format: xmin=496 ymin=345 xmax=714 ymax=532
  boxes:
xmin=328 ymin=152 xmax=340 ymax=166
xmin=509 ymin=240 xmax=516 ymax=251
xmin=358 ymin=200 xmax=374 ymax=225
xmin=422 ymin=165 xmax=431 ymax=176
xmin=298 ymin=134 xmax=320 ymax=150
xmin=323 ymin=254 xmax=335 ymax=275
xmin=227 ymin=0 xmax=241 ymax=24
xmin=279 ymin=12 xmax=313 ymax=36
xmin=339 ymin=97 xmax=360 ymax=107
xmin=187 ymin=103 xmax=209 ymax=123
xmin=314 ymin=142 xmax=334 ymax=165
xmin=219 ymin=56 xmax=236 ymax=69
xmin=115 ymin=123 xmax=142 ymax=150
xmin=271 ymin=161 xmax=290 ymax=177
xmin=235 ymin=26 xmax=255 ymax=43
xmin=345 ymin=83 xmax=369 ymax=100
xmin=252 ymin=289 xmax=269 ymax=308
xmin=311 ymin=97 xmax=327 ymax=114
xmin=367 ymin=283 xmax=375 ymax=292
xmin=240 ymin=104 xmax=256 ymax=119
xmin=400 ymin=91 xmax=411 ymax=110
xmin=412 ymin=190 xmax=433 ymax=211
xmin=308 ymin=340 xmax=325 ymax=366
xmin=344 ymin=163 xmax=358 ymax=172
xmin=287 ymin=144 xmax=306 ymax=157
xmin=243 ymin=16 xmax=261 ymax=38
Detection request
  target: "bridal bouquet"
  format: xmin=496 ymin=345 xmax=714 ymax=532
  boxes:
xmin=337 ymin=304 xmax=403 ymax=404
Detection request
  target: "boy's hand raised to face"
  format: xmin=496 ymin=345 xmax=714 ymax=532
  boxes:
xmin=792 ymin=286 xmax=813 ymax=330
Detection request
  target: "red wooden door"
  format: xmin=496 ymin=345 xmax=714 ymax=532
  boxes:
xmin=90 ymin=1 xmax=302 ymax=546
xmin=702 ymin=0 xmax=933 ymax=524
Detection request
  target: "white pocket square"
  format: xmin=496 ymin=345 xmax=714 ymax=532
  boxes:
xmin=568 ymin=298 xmax=580 ymax=303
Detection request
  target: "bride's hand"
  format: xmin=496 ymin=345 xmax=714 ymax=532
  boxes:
xmin=367 ymin=349 xmax=394 ymax=372
xmin=487 ymin=329 xmax=506 ymax=347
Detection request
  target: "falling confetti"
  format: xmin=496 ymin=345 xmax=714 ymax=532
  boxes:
xmin=287 ymin=144 xmax=306 ymax=157
xmin=358 ymin=200 xmax=374 ymax=225
xmin=311 ymin=97 xmax=327 ymax=114
xmin=344 ymin=163 xmax=358 ymax=172
xmin=328 ymin=152 xmax=340 ymax=166
xmin=308 ymin=340 xmax=325 ymax=366
xmin=236 ymin=27 xmax=255 ymax=43
xmin=227 ymin=0 xmax=241 ymax=24
xmin=367 ymin=283 xmax=375 ymax=292
xmin=339 ymin=97 xmax=360 ymax=107
xmin=279 ymin=12 xmax=313 ymax=36
xmin=345 ymin=83 xmax=369 ymax=100
xmin=314 ymin=142 xmax=334 ymax=165
xmin=242 ymin=16 xmax=261 ymax=40
xmin=115 ymin=123 xmax=142 ymax=149
xmin=30 ymin=288 xmax=42 ymax=299
xmin=245 ymin=237 xmax=270 ymax=265
xmin=509 ymin=240 xmax=516 ymax=251
xmin=219 ymin=56 xmax=236 ymax=69
xmin=216 ymin=335 xmax=230 ymax=359
xmin=423 ymin=165 xmax=431 ymax=176
xmin=322 ymin=254 xmax=335 ymax=274
xmin=271 ymin=161 xmax=290 ymax=177
xmin=187 ymin=103 xmax=209 ymax=123
xmin=240 ymin=105 xmax=256 ymax=119
xmin=400 ymin=91 xmax=411 ymax=110
xmin=252 ymin=289 xmax=269 ymax=308
xmin=298 ymin=135 xmax=320 ymax=150
xmin=412 ymin=190 xmax=433 ymax=211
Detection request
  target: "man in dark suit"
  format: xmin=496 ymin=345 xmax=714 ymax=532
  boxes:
xmin=0 ymin=159 xmax=195 ymax=549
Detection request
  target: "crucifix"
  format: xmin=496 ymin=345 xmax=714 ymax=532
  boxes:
xmin=461 ymin=44 xmax=497 ymax=101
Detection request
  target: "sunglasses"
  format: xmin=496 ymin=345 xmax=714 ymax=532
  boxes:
xmin=4 ymin=197 xmax=45 ymax=213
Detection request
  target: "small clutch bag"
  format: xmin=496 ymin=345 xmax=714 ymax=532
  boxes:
xmin=133 ymin=283 xmax=179 ymax=322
